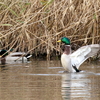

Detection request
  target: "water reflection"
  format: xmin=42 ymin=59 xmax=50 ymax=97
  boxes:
xmin=61 ymin=70 xmax=100 ymax=100
xmin=61 ymin=72 xmax=90 ymax=100
xmin=0 ymin=63 xmax=8 ymax=71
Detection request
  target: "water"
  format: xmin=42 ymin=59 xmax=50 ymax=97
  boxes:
xmin=0 ymin=60 xmax=100 ymax=100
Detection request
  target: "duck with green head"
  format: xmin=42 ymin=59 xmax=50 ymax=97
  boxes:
xmin=57 ymin=37 xmax=100 ymax=72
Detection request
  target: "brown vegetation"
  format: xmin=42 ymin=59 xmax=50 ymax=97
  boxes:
xmin=0 ymin=0 xmax=100 ymax=58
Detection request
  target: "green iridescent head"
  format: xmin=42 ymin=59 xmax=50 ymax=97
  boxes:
xmin=0 ymin=49 xmax=8 ymax=57
xmin=57 ymin=37 xmax=71 ymax=45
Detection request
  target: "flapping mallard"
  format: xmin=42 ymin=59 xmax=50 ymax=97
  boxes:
xmin=57 ymin=37 xmax=100 ymax=72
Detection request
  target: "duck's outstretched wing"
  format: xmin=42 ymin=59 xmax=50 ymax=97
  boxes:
xmin=70 ymin=44 xmax=100 ymax=69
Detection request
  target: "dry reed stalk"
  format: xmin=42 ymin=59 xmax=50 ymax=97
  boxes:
xmin=0 ymin=0 xmax=100 ymax=59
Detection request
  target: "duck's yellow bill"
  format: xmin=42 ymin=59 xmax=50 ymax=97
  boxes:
xmin=57 ymin=40 xmax=61 ymax=42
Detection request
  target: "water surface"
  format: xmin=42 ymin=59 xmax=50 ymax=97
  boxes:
xmin=0 ymin=60 xmax=100 ymax=100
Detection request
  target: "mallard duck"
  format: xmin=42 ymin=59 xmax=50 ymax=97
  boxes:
xmin=57 ymin=37 xmax=100 ymax=72
xmin=0 ymin=49 xmax=32 ymax=64
xmin=6 ymin=52 xmax=32 ymax=61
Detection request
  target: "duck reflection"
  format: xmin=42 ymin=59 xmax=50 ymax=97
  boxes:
xmin=0 ymin=63 xmax=7 ymax=71
xmin=61 ymin=72 xmax=90 ymax=100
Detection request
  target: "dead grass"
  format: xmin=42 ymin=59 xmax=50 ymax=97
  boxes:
xmin=0 ymin=0 xmax=100 ymax=59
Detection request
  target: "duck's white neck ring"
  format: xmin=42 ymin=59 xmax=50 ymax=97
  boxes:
xmin=65 ymin=45 xmax=71 ymax=46
xmin=63 ymin=45 xmax=71 ymax=55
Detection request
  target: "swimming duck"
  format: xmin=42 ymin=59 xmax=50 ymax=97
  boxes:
xmin=0 ymin=49 xmax=32 ymax=64
xmin=57 ymin=37 xmax=100 ymax=72
xmin=6 ymin=52 xmax=32 ymax=61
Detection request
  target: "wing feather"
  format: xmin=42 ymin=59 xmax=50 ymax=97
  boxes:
xmin=70 ymin=44 xmax=100 ymax=69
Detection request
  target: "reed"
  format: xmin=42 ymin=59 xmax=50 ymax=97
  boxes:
xmin=0 ymin=0 xmax=100 ymax=59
